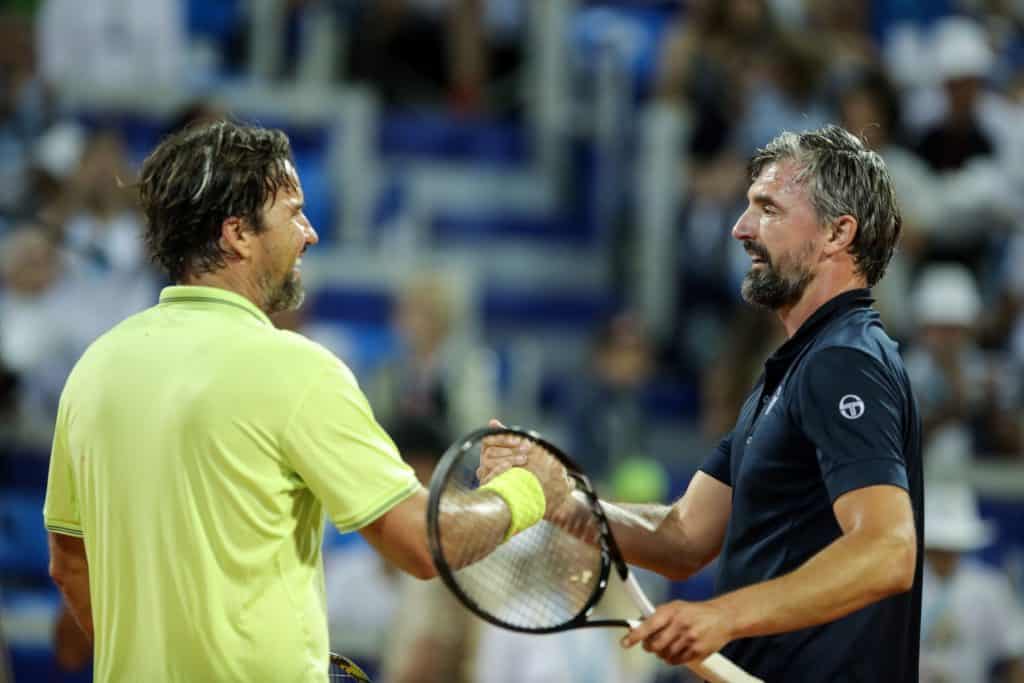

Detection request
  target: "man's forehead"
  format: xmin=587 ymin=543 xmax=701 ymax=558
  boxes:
xmin=750 ymin=159 xmax=804 ymax=199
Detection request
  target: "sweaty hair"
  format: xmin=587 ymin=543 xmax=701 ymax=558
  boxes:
xmin=137 ymin=120 xmax=296 ymax=282
xmin=749 ymin=125 xmax=902 ymax=287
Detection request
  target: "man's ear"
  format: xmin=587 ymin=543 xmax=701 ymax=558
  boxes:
xmin=219 ymin=216 xmax=255 ymax=261
xmin=823 ymin=215 xmax=858 ymax=257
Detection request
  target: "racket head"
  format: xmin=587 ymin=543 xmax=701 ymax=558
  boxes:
xmin=427 ymin=426 xmax=621 ymax=633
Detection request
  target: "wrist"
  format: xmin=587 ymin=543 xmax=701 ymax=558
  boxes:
xmin=480 ymin=468 xmax=546 ymax=541
xmin=710 ymin=592 xmax=750 ymax=641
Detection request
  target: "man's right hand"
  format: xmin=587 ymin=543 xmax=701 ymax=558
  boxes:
xmin=478 ymin=419 xmax=572 ymax=515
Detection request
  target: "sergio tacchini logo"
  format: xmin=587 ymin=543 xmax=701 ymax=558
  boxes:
xmin=839 ymin=394 xmax=865 ymax=420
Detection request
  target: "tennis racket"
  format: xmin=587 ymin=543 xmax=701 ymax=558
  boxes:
xmin=328 ymin=652 xmax=370 ymax=682
xmin=426 ymin=426 xmax=762 ymax=683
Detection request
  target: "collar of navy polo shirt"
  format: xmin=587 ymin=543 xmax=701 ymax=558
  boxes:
xmin=158 ymin=285 xmax=273 ymax=327
xmin=763 ymin=287 xmax=874 ymax=388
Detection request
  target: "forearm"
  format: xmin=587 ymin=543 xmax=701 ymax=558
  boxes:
xmin=55 ymin=569 xmax=93 ymax=641
xmin=438 ymin=489 xmax=512 ymax=569
xmin=49 ymin=533 xmax=93 ymax=641
xmin=716 ymin=529 xmax=915 ymax=640
xmin=555 ymin=493 xmax=710 ymax=580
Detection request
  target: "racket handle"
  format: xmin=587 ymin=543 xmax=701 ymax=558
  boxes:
xmin=623 ymin=571 xmax=656 ymax=617
xmin=688 ymin=653 xmax=765 ymax=683
xmin=622 ymin=571 xmax=763 ymax=682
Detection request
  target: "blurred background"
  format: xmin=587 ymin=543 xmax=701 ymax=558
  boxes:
xmin=1 ymin=0 xmax=1024 ymax=681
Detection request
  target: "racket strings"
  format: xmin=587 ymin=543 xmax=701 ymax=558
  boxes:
xmin=436 ymin=441 xmax=605 ymax=630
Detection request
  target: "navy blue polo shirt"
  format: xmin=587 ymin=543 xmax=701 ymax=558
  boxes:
xmin=701 ymin=289 xmax=923 ymax=682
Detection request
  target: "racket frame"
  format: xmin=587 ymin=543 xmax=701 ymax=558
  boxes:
xmin=427 ymin=426 xmax=632 ymax=633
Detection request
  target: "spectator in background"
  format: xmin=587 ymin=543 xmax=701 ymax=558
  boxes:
xmin=733 ymin=32 xmax=832 ymax=155
xmin=886 ymin=14 xmax=1024 ymax=266
xmin=671 ymin=138 xmax=750 ymax=376
xmin=565 ymin=312 xmax=658 ymax=486
xmin=916 ymin=16 xmax=998 ymax=172
xmin=60 ymin=131 xmax=152 ymax=280
xmin=0 ymin=10 xmax=51 ymax=225
xmin=26 ymin=121 xmax=87 ymax=227
xmin=906 ymin=264 xmax=1022 ymax=468
xmin=344 ymin=0 xmax=524 ymax=115
xmin=37 ymin=0 xmax=185 ymax=92
xmin=698 ymin=307 xmax=783 ymax=442
xmin=0 ymin=224 xmax=89 ymax=444
xmin=803 ymin=0 xmax=877 ymax=78
xmin=0 ymin=218 xmax=153 ymax=447
xmin=656 ymin=0 xmax=782 ymax=149
xmin=920 ymin=481 xmax=1024 ymax=682
xmin=365 ymin=271 xmax=498 ymax=438
xmin=910 ymin=16 xmax=1021 ymax=269
xmin=836 ymin=68 xmax=932 ymax=339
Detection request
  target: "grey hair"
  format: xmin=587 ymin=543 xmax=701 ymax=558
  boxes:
xmin=749 ymin=125 xmax=902 ymax=287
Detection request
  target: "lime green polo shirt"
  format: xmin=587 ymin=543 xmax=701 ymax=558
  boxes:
xmin=43 ymin=285 xmax=420 ymax=682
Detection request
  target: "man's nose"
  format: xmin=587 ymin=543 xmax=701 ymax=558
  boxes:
xmin=731 ymin=208 xmax=756 ymax=242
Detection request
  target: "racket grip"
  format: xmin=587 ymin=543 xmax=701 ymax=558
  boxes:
xmin=689 ymin=653 xmax=765 ymax=683
xmin=623 ymin=571 xmax=656 ymax=617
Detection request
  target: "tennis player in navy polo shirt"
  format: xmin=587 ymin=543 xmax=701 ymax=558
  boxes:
xmin=486 ymin=124 xmax=922 ymax=682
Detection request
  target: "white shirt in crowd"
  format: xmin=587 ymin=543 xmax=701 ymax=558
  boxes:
xmin=921 ymin=558 xmax=1024 ymax=683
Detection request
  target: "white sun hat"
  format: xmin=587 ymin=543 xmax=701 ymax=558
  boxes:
xmin=912 ymin=263 xmax=981 ymax=327
xmin=924 ymin=481 xmax=996 ymax=552
xmin=931 ymin=15 xmax=994 ymax=81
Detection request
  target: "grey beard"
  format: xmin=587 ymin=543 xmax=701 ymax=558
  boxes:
xmin=265 ymin=271 xmax=305 ymax=314
xmin=741 ymin=262 xmax=814 ymax=311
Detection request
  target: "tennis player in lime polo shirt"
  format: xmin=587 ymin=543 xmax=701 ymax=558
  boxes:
xmin=43 ymin=121 xmax=569 ymax=682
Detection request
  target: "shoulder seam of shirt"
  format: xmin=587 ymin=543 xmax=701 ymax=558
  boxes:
xmin=800 ymin=344 xmax=891 ymax=378
xmin=158 ymin=296 xmax=267 ymax=325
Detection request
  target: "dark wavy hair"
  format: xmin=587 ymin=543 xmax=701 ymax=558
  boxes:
xmin=137 ymin=120 xmax=296 ymax=282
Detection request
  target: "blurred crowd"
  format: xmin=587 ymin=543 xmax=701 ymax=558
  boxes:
xmin=1 ymin=0 xmax=1024 ymax=682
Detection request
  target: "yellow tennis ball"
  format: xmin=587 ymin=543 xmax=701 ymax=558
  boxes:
xmin=610 ymin=457 xmax=669 ymax=503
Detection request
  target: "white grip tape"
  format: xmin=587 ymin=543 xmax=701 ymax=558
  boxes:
xmin=622 ymin=570 xmax=764 ymax=683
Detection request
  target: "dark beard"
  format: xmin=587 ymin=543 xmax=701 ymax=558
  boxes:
xmin=265 ymin=270 xmax=305 ymax=314
xmin=740 ymin=255 xmax=815 ymax=311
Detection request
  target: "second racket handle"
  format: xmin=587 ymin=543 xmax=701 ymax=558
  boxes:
xmin=622 ymin=570 xmax=764 ymax=683
xmin=690 ymin=653 xmax=765 ymax=683
xmin=623 ymin=570 xmax=656 ymax=617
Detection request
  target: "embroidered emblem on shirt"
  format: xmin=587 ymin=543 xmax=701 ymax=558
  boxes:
xmin=839 ymin=394 xmax=865 ymax=419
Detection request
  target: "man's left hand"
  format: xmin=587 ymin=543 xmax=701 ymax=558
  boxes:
xmin=620 ymin=599 xmax=736 ymax=666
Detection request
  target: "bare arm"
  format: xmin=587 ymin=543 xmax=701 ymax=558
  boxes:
xmin=360 ymin=487 xmax=512 ymax=580
xmin=553 ymin=471 xmax=731 ymax=580
xmin=625 ymin=484 xmax=917 ymax=663
xmin=48 ymin=532 xmax=92 ymax=641
xmin=361 ymin=445 xmax=570 ymax=580
xmin=719 ymin=484 xmax=916 ymax=637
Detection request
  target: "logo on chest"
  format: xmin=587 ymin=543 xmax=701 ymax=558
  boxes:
xmin=839 ymin=394 xmax=865 ymax=419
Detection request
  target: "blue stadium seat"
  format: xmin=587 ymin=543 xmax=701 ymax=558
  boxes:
xmin=0 ymin=491 xmax=50 ymax=579
xmin=480 ymin=286 xmax=619 ymax=331
xmin=309 ymin=286 xmax=393 ymax=327
xmin=431 ymin=210 xmax=594 ymax=246
xmin=186 ymin=0 xmax=242 ymax=44
xmin=570 ymin=5 xmax=676 ymax=98
xmin=378 ymin=112 xmax=529 ymax=166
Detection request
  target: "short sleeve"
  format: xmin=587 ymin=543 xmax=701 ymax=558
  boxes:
xmin=283 ymin=362 xmax=420 ymax=533
xmin=796 ymin=347 xmax=909 ymax=503
xmin=43 ymin=399 xmax=83 ymax=537
xmin=699 ymin=432 xmax=734 ymax=487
